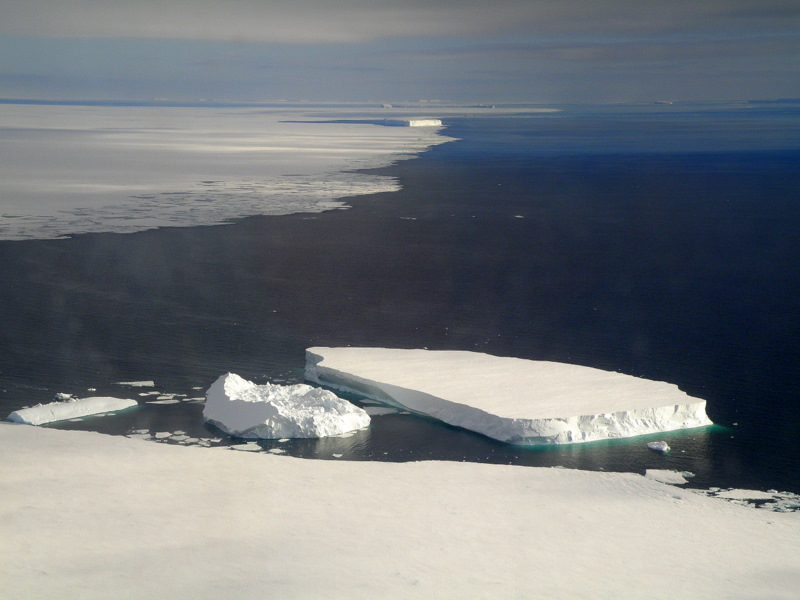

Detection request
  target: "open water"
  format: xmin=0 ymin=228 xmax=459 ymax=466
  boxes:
xmin=2 ymin=103 xmax=799 ymax=493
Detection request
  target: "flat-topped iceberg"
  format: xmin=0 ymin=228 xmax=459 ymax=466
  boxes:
xmin=203 ymin=373 xmax=370 ymax=439
xmin=384 ymin=118 xmax=443 ymax=127
xmin=305 ymin=347 xmax=713 ymax=445
xmin=7 ymin=397 xmax=138 ymax=425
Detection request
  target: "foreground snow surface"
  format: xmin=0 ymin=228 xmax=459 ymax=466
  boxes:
xmin=203 ymin=373 xmax=370 ymax=439
xmin=1 ymin=424 xmax=798 ymax=600
xmin=306 ymin=347 xmax=713 ymax=445
xmin=7 ymin=396 xmax=137 ymax=425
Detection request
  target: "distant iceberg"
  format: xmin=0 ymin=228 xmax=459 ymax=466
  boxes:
xmin=7 ymin=397 xmax=138 ymax=425
xmin=384 ymin=118 xmax=443 ymax=127
xmin=305 ymin=347 xmax=713 ymax=445
xmin=203 ymin=373 xmax=370 ymax=439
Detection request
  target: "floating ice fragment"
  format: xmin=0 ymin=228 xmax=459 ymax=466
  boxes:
xmin=203 ymin=373 xmax=370 ymax=439
xmin=54 ymin=393 xmax=73 ymax=402
xmin=7 ymin=397 xmax=138 ymax=425
xmin=305 ymin=347 xmax=712 ymax=445
xmin=647 ymin=441 xmax=671 ymax=453
xmin=115 ymin=381 xmax=155 ymax=388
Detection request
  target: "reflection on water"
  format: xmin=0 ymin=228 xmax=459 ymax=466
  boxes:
xmin=45 ymin=395 xmax=735 ymax=492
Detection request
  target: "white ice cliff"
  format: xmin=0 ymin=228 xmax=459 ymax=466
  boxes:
xmin=203 ymin=373 xmax=370 ymax=439
xmin=7 ymin=396 xmax=138 ymax=425
xmin=305 ymin=347 xmax=713 ymax=445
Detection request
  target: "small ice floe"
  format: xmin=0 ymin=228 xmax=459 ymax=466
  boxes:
xmin=647 ymin=441 xmax=671 ymax=454
xmin=146 ymin=399 xmax=181 ymax=405
xmin=268 ymin=448 xmax=286 ymax=455
xmin=54 ymin=392 xmax=73 ymax=402
xmin=7 ymin=397 xmax=138 ymax=425
xmin=645 ymin=469 xmax=689 ymax=485
xmin=332 ymin=453 xmax=343 ymax=458
xmin=114 ymin=381 xmax=156 ymax=388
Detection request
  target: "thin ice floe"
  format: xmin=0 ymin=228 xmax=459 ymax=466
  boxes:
xmin=305 ymin=347 xmax=713 ymax=445
xmin=203 ymin=373 xmax=370 ymax=439
xmin=7 ymin=396 xmax=138 ymax=425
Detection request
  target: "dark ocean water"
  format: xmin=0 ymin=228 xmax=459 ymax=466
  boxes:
xmin=2 ymin=104 xmax=799 ymax=493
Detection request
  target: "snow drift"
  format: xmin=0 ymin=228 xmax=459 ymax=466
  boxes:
xmin=203 ymin=373 xmax=370 ymax=439
xmin=305 ymin=347 xmax=713 ymax=445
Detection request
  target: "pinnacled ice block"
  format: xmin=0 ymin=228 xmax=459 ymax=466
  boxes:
xmin=305 ymin=347 xmax=713 ymax=445
xmin=203 ymin=373 xmax=370 ymax=439
xmin=7 ymin=397 xmax=138 ymax=425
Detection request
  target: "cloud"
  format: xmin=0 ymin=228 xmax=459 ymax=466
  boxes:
xmin=2 ymin=0 xmax=798 ymax=44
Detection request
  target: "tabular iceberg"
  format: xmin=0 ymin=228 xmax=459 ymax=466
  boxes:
xmin=7 ymin=397 xmax=138 ymax=425
xmin=384 ymin=118 xmax=443 ymax=127
xmin=203 ymin=373 xmax=370 ymax=439
xmin=305 ymin=347 xmax=713 ymax=445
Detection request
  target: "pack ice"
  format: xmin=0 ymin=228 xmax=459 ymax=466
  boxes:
xmin=203 ymin=373 xmax=370 ymax=439
xmin=7 ymin=397 xmax=138 ymax=425
xmin=305 ymin=348 xmax=713 ymax=445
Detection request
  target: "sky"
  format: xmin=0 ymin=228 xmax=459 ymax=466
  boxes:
xmin=1 ymin=0 xmax=799 ymax=104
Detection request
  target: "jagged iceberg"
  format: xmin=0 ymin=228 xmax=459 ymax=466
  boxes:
xmin=203 ymin=373 xmax=370 ymax=439
xmin=7 ymin=397 xmax=138 ymax=425
xmin=305 ymin=347 xmax=713 ymax=445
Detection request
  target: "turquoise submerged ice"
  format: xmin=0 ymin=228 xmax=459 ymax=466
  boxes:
xmin=305 ymin=348 xmax=713 ymax=445
xmin=203 ymin=373 xmax=370 ymax=439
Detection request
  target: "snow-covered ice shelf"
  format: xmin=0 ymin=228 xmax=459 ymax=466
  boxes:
xmin=0 ymin=105 xmax=454 ymax=241
xmin=305 ymin=347 xmax=713 ymax=445
xmin=7 ymin=396 xmax=138 ymax=425
xmin=203 ymin=373 xmax=370 ymax=439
